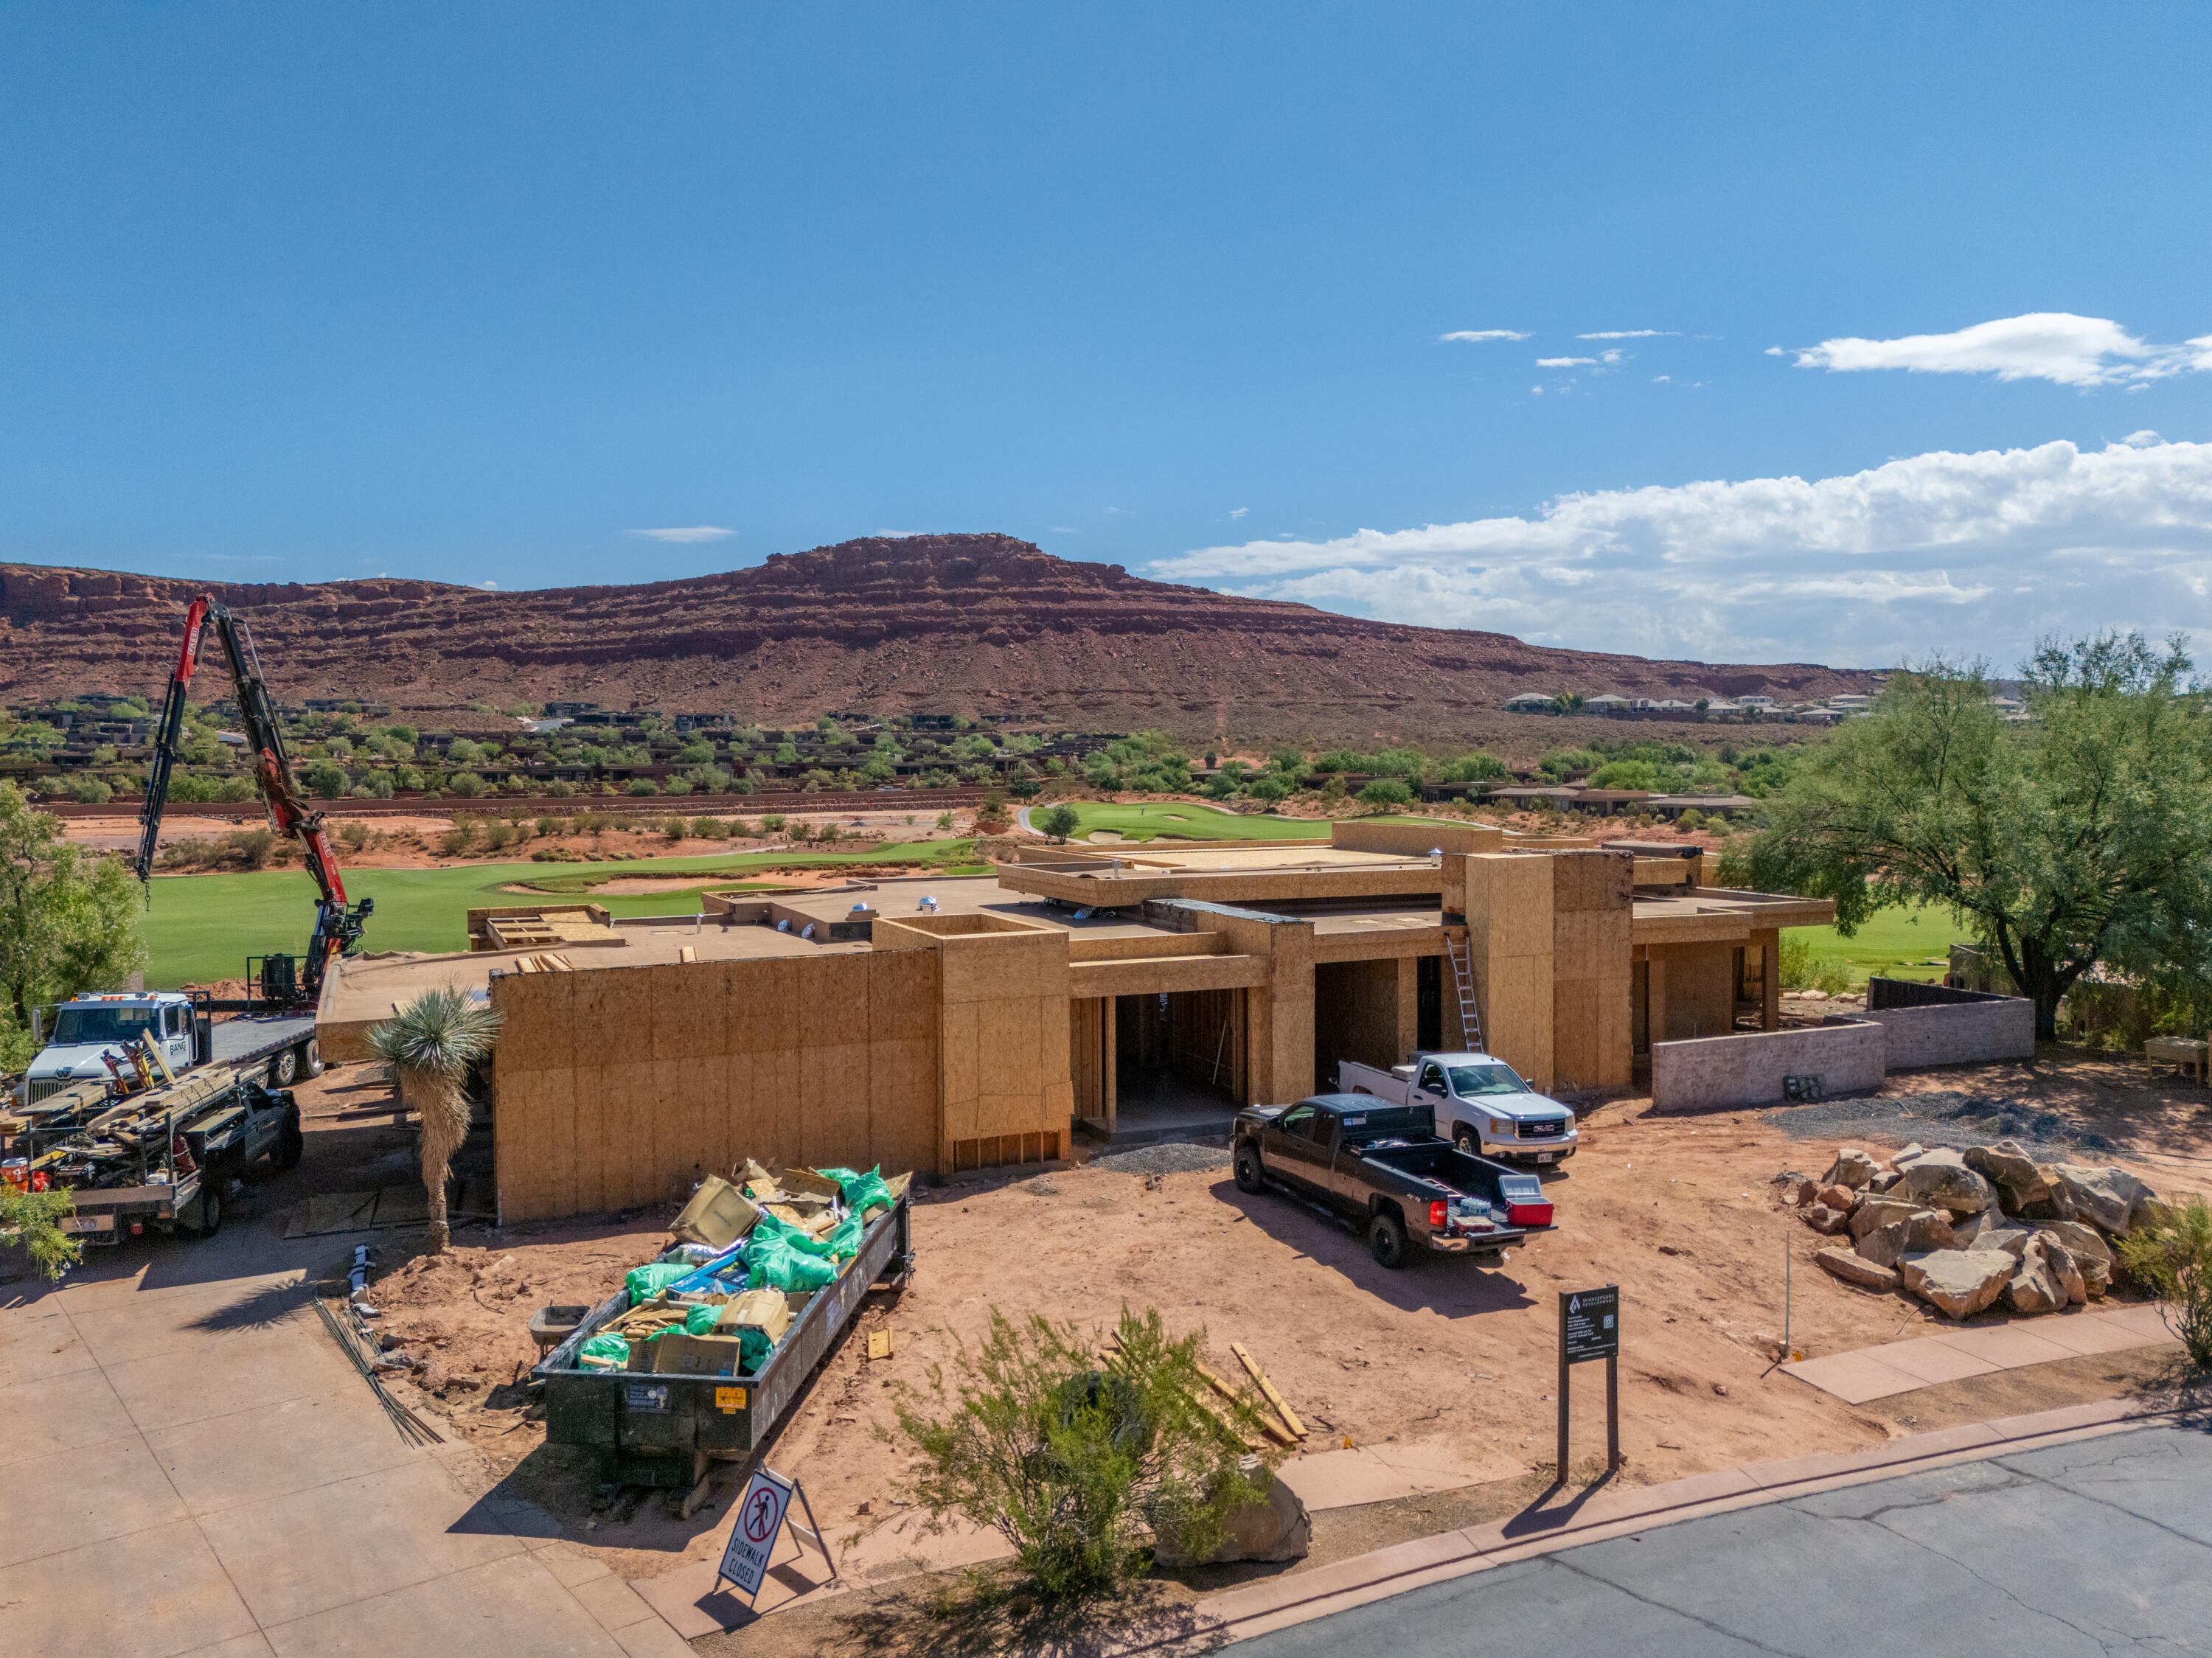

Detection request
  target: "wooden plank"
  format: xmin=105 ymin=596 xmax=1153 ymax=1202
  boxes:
xmin=1231 ymin=1342 xmax=1307 ymax=1438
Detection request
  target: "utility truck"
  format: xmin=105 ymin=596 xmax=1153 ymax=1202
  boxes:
xmin=1231 ymin=1094 xmax=1557 ymax=1268
xmin=1338 ymin=1052 xmax=1579 ymax=1166
xmin=19 ymin=992 xmax=321 ymax=1109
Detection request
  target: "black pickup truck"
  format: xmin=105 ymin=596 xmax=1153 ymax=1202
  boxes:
xmin=1231 ymin=1093 xmax=1557 ymax=1268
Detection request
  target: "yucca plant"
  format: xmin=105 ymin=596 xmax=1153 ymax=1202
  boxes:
xmin=367 ymin=986 xmax=502 ymax=1253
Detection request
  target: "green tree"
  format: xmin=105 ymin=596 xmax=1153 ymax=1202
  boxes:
xmin=1040 ymin=804 xmax=1082 ymax=841
xmin=366 ymin=986 xmax=502 ymax=1254
xmin=1731 ymin=635 xmax=2212 ymax=1037
xmin=1357 ymin=778 xmax=1414 ymax=809
xmin=0 ymin=784 xmax=147 ymax=1067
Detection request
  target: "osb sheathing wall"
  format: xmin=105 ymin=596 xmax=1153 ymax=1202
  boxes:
xmin=1188 ymin=908 xmax=1316 ymax=1104
xmin=1452 ymin=852 xmax=1555 ymax=1091
xmin=873 ymin=914 xmax=1076 ymax=1174
xmin=1551 ymin=851 xmax=1634 ymax=1090
xmin=489 ymin=950 xmax=942 ymax=1224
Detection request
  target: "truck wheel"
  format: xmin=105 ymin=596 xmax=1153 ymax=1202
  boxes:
xmin=189 ymin=1185 xmax=223 ymax=1239
xmin=1234 ymin=1145 xmax=1265 ymax=1194
xmin=1369 ymin=1209 xmax=1408 ymax=1269
xmin=302 ymin=1039 xmax=324 ymax=1079
xmin=272 ymin=1110 xmax=304 ymax=1171
xmin=1453 ymin=1128 xmax=1479 ymax=1156
xmin=268 ymin=1047 xmax=301 ymax=1088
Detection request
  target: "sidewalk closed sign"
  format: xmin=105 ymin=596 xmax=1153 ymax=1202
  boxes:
xmin=718 ymin=1467 xmax=796 ymax=1597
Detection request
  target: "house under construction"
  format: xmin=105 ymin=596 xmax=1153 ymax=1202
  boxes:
xmin=318 ymin=820 xmax=1840 ymax=1223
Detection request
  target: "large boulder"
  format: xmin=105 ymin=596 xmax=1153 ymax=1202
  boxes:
xmin=1815 ymin=1247 xmax=1901 ymax=1292
xmin=2032 ymin=1230 xmax=2089 ymax=1306
xmin=1890 ymin=1143 xmax=1927 ymax=1169
xmin=1963 ymin=1139 xmax=2053 ymax=1211
xmin=1823 ymin=1149 xmax=1881 ymax=1191
xmin=1899 ymin=1250 xmax=2015 ymax=1320
xmin=1818 ymin=1184 xmax=1860 ymax=1213
xmin=2049 ymin=1165 xmax=2155 ymax=1236
xmin=2039 ymin=1220 xmax=2113 ymax=1298
xmin=1849 ymin=1197 xmax=1926 ymax=1240
xmin=2005 ymin=1241 xmax=2067 ymax=1315
xmin=1857 ymin=1210 xmax=1958 ymax=1269
xmin=1899 ymin=1149 xmax=1997 ymax=1215
xmin=1154 ymin=1459 xmax=1310 ymax=1565
xmin=1951 ymin=1214 xmax=2033 ymax=1257
xmin=1801 ymin=1204 xmax=1850 ymax=1236
xmin=1868 ymin=1169 xmax=1905 ymax=1195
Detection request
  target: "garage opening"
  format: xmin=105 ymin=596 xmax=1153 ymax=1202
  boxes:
xmin=1074 ymin=989 xmax=1245 ymax=1144
xmin=1313 ymin=958 xmax=1412 ymax=1094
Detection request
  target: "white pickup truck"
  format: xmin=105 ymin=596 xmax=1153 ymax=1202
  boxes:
xmin=1338 ymin=1052 xmax=1579 ymax=1166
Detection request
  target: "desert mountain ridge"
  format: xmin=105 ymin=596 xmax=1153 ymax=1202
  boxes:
xmin=0 ymin=534 xmax=1880 ymax=747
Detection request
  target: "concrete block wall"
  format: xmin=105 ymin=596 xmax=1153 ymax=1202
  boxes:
xmin=1650 ymin=1018 xmax=1885 ymax=1112
xmin=1859 ymin=997 xmax=2035 ymax=1068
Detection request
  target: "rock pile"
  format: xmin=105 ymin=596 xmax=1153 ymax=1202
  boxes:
xmin=1795 ymin=1140 xmax=2156 ymax=1320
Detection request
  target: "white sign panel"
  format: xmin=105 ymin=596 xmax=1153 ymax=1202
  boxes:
xmin=718 ymin=1466 xmax=796 ymax=1597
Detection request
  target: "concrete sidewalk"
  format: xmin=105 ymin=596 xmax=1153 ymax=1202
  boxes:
xmin=0 ymin=1233 xmax=689 ymax=1658
xmin=1778 ymin=1300 xmax=2176 ymax=1404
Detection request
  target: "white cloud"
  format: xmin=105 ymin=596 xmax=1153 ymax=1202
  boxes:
xmin=1144 ymin=437 xmax=2212 ymax=666
xmin=1441 ymin=330 xmax=1532 ymax=343
xmin=1229 ymin=507 xmax=1248 ymax=519
xmin=1764 ymin=346 xmax=1784 ymax=356
xmin=475 ymin=579 xmax=498 ymax=590
xmin=1536 ymin=357 xmax=1596 ymax=368
xmin=1792 ymin=313 xmax=2212 ymax=388
xmin=627 ymin=526 xmax=736 ymax=543
xmin=2123 ymin=430 xmax=2163 ymax=447
xmin=1049 ymin=526 xmax=1080 ymax=534
xmin=1652 ymin=375 xmax=1671 ymax=383
xmin=1578 ymin=330 xmax=1677 ymax=340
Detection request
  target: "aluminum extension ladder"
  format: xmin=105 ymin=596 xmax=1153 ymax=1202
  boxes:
xmin=1444 ymin=930 xmax=1484 ymax=1052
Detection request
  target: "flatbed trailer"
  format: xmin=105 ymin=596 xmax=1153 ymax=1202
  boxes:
xmin=8 ymin=1062 xmax=303 ymax=1245
xmin=534 ymin=1192 xmax=913 ymax=1502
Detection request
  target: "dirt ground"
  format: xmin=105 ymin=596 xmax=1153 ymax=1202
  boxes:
xmin=58 ymin=809 xmax=981 ymax=870
xmin=297 ymin=1039 xmax=2204 ymax=1626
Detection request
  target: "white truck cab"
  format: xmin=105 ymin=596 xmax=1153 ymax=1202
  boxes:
xmin=1338 ymin=1051 xmax=1579 ymax=1166
xmin=21 ymin=992 xmax=200 ymax=1107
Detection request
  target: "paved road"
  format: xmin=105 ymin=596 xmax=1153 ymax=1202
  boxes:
xmin=1242 ymin=1424 xmax=2212 ymax=1657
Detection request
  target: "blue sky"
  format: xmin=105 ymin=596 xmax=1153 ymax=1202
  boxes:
xmin=4 ymin=3 xmax=2209 ymax=668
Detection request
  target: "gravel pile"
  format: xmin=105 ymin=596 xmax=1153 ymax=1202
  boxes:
xmin=1762 ymin=1088 xmax=2118 ymax=1163
xmin=1086 ymin=1141 xmax=1235 ymax=1176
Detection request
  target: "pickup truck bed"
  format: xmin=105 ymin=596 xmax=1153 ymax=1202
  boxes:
xmin=1232 ymin=1093 xmax=1557 ymax=1268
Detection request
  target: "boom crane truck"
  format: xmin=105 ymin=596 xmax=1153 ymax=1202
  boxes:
xmin=1 ymin=598 xmax=375 ymax=1245
xmin=133 ymin=593 xmax=375 ymax=1008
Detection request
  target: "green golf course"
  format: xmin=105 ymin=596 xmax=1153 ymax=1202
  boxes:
xmin=1793 ymin=904 xmax=1973 ymax=985
xmin=1035 ymin=801 xmax=1389 ymax=842
xmin=138 ymin=840 xmax=984 ymax=987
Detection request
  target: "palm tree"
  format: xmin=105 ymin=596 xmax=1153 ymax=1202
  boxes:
xmin=367 ymin=985 xmax=502 ymax=1254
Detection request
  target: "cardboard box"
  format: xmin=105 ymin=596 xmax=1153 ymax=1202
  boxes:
xmin=720 ymin=1287 xmax=791 ymax=1343
xmin=777 ymin=1167 xmax=844 ymax=1202
xmin=648 ymin=1333 xmax=745 ymax=1377
xmin=671 ymin=1175 xmax=759 ymax=1248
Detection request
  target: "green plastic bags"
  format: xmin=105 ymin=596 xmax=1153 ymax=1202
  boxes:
xmin=822 ymin=1165 xmax=895 ymax=1219
xmin=823 ymin=1212 xmax=866 ymax=1261
xmin=625 ymin=1262 xmax=692 ymax=1305
xmin=745 ymin=1229 xmax=837 ymax=1292
xmin=578 ymin=1332 xmax=631 ymax=1369
xmin=751 ymin=1208 xmax=833 ymax=1258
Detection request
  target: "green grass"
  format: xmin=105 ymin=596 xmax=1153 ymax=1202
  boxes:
xmin=1786 ymin=903 xmax=1975 ymax=986
xmin=137 ymin=840 xmax=979 ymax=988
xmin=1035 ymin=801 xmax=1452 ymax=843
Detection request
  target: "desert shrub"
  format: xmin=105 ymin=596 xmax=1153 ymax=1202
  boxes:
xmin=0 ymin=1186 xmax=82 ymax=1281
xmin=65 ymin=775 xmax=114 ymax=804
xmin=2116 ymin=1196 xmax=2212 ymax=1368
xmin=661 ymin=776 xmax=693 ymax=796
xmin=535 ymin=815 xmax=565 ymax=838
xmin=936 ymin=812 xmax=955 ymax=830
xmin=448 ymin=771 xmax=489 ymax=798
xmin=1357 ymin=778 xmax=1413 ymax=809
xmin=482 ymin=821 xmax=515 ymax=852
xmin=759 ymin=813 xmax=786 ymax=832
xmin=1776 ymin=931 xmax=1853 ymax=995
xmin=890 ymin=1307 xmax=1273 ymax=1600
xmin=1676 ymin=807 xmax=1705 ymax=832
xmin=541 ymin=777 xmax=575 ymax=797
xmin=662 ymin=815 xmax=687 ymax=843
xmin=1245 ymin=776 xmax=1293 ymax=803
xmin=160 ymin=836 xmax=223 ymax=868
xmin=225 ymin=828 xmax=277 ymax=869
xmin=626 ymin=778 xmax=660 ymax=796
xmin=819 ymin=823 xmax=841 ymax=845
xmin=337 ymin=821 xmax=372 ymax=853
xmin=442 ymin=815 xmax=480 ymax=857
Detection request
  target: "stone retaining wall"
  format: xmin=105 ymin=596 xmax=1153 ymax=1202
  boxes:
xmin=1652 ymin=1018 xmax=1885 ymax=1112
